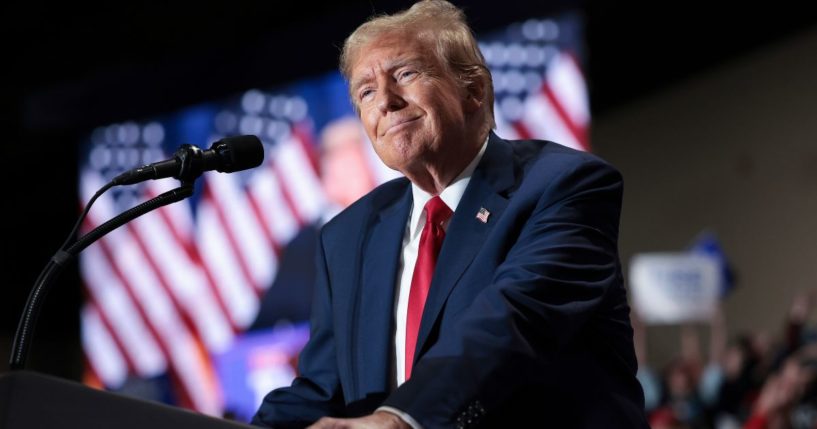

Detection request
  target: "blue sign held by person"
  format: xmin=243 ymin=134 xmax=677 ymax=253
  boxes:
xmin=688 ymin=231 xmax=736 ymax=298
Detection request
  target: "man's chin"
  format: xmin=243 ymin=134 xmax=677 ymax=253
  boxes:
xmin=377 ymin=155 xmax=416 ymax=177
xmin=381 ymin=158 xmax=409 ymax=175
xmin=375 ymin=140 xmax=418 ymax=169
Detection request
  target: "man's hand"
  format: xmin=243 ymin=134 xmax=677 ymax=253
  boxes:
xmin=306 ymin=411 xmax=411 ymax=429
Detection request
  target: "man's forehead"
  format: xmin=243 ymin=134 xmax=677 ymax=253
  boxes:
xmin=350 ymin=36 xmax=430 ymax=80
xmin=354 ymin=53 xmax=420 ymax=76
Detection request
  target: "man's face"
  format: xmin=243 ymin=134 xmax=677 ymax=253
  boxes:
xmin=349 ymin=33 xmax=470 ymax=175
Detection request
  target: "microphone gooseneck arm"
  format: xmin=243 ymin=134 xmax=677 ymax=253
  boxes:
xmin=9 ymin=183 xmax=195 ymax=370
xmin=10 ymin=134 xmax=263 ymax=370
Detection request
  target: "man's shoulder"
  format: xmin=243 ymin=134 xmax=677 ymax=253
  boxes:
xmin=496 ymin=136 xmax=620 ymax=187
xmin=320 ymin=176 xmax=410 ymax=237
xmin=506 ymin=137 xmax=615 ymax=171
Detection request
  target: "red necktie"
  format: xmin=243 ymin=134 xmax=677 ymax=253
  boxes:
xmin=405 ymin=196 xmax=452 ymax=380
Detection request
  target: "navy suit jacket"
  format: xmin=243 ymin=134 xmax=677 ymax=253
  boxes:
xmin=253 ymin=133 xmax=648 ymax=428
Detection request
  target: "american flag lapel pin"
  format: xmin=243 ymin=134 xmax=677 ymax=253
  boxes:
xmin=476 ymin=207 xmax=490 ymax=223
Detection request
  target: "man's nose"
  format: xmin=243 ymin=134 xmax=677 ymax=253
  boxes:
xmin=376 ymin=82 xmax=407 ymax=113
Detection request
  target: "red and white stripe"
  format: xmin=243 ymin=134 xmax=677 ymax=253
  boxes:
xmin=196 ymin=191 xmax=264 ymax=330
xmin=204 ymin=172 xmax=277 ymax=291
xmin=270 ymin=134 xmax=326 ymax=224
xmin=247 ymin=163 xmax=301 ymax=248
xmin=81 ymin=303 xmax=131 ymax=388
xmin=133 ymin=182 xmax=235 ymax=352
xmin=495 ymin=50 xmax=590 ymax=152
xmin=80 ymin=170 xmax=222 ymax=414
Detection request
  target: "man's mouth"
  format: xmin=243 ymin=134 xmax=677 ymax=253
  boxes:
xmin=382 ymin=117 xmax=420 ymax=136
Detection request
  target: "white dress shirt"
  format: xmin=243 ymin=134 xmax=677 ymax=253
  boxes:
xmin=377 ymin=138 xmax=487 ymax=428
xmin=393 ymin=139 xmax=488 ymax=386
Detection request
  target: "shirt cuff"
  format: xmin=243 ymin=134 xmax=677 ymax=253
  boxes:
xmin=376 ymin=406 xmax=424 ymax=429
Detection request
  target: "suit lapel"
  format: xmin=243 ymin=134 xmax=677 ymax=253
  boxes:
xmin=413 ymin=133 xmax=517 ymax=362
xmin=356 ymin=182 xmax=412 ymax=395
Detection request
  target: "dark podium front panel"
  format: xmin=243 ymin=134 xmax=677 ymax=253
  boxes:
xmin=0 ymin=371 xmax=255 ymax=429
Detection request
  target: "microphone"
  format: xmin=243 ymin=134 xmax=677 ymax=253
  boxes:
xmin=112 ymin=135 xmax=264 ymax=185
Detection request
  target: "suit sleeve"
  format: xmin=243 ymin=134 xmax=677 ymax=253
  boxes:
xmin=252 ymin=232 xmax=345 ymax=428
xmin=382 ymin=157 xmax=627 ymax=427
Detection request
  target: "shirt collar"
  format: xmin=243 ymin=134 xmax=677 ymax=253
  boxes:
xmin=408 ymin=136 xmax=489 ymax=239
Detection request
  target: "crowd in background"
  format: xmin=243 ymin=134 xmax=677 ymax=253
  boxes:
xmin=635 ymin=291 xmax=817 ymax=429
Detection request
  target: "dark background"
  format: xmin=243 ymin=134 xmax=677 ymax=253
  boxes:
xmin=2 ymin=0 xmax=816 ymax=378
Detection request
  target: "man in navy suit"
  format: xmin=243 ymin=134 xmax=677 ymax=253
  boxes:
xmin=253 ymin=1 xmax=647 ymax=427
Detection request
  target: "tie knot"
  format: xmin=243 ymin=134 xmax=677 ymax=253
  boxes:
xmin=424 ymin=196 xmax=452 ymax=227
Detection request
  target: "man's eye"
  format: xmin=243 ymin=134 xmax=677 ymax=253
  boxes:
xmin=359 ymin=89 xmax=374 ymax=101
xmin=398 ymin=70 xmax=417 ymax=81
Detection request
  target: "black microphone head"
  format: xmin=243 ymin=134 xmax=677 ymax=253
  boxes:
xmin=211 ymin=135 xmax=264 ymax=173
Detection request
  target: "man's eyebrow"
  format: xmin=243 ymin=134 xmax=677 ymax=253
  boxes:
xmin=388 ymin=57 xmax=425 ymax=73
xmin=350 ymin=74 xmax=373 ymax=94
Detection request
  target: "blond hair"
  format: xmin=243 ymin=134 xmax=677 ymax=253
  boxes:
xmin=340 ymin=0 xmax=495 ymax=128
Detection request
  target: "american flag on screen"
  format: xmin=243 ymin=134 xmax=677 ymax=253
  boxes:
xmin=78 ymin=12 xmax=589 ymax=418
xmin=485 ymin=13 xmax=589 ymax=150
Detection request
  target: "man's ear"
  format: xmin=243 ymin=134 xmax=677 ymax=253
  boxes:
xmin=463 ymin=76 xmax=486 ymax=113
